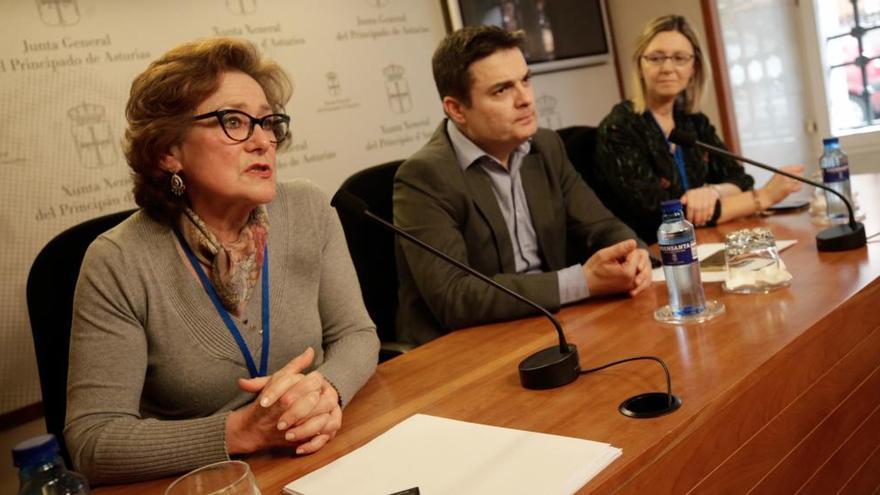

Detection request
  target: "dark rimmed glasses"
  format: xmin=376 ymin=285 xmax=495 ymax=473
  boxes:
xmin=642 ymin=52 xmax=695 ymax=67
xmin=192 ymin=109 xmax=291 ymax=144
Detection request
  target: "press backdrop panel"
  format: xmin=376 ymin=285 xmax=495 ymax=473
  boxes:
xmin=1 ymin=0 xmax=620 ymax=416
xmin=0 ymin=0 xmax=447 ymax=415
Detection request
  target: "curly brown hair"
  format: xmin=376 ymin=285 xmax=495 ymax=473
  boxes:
xmin=125 ymin=37 xmax=292 ymax=225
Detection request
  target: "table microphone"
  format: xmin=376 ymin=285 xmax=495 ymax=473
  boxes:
xmin=668 ymin=128 xmax=866 ymax=251
xmin=331 ymin=189 xmax=579 ymax=390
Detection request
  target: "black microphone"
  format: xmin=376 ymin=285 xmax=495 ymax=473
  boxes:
xmin=331 ymin=189 xmax=579 ymax=390
xmin=669 ymin=129 xmax=866 ymax=251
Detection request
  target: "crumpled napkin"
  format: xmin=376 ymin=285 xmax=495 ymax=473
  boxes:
xmin=724 ymin=257 xmax=792 ymax=290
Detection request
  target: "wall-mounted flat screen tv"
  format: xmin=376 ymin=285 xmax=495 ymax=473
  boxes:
xmin=445 ymin=0 xmax=610 ymax=73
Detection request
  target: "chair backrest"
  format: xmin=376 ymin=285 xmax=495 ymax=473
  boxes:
xmin=557 ymin=125 xmax=599 ymax=187
xmin=334 ymin=161 xmax=403 ymax=350
xmin=25 ymin=208 xmax=136 ymax=466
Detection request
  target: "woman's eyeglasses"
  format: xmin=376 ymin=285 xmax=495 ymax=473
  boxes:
xmin=642 ymin=52 xmax=695 ymax=67
xmin=192 ymin=109 xmax=291 ymax=144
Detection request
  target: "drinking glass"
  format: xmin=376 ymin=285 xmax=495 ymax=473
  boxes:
xmin=722 ymin=228 xmax=791 ymax=293
xmin=165 ymin=460 xmax=260 ymax=495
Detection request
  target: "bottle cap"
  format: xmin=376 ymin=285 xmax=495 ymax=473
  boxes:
xmin=822 ymin=137 xmax=839 ymax=146
xmin=660 ymin=199 xmax=683 ymax=215
xmin=12 ymin=434 xmax=59 ymax=468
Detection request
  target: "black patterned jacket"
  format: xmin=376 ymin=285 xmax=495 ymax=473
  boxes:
xmin=594 ymin=101 xmax=754 ymax=244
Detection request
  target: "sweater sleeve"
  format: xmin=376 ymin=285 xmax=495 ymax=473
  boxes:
xmin=64 ymin=236 xmax=230 ymax=486
xmin=303 ymin=184 xmax=380 ymax=407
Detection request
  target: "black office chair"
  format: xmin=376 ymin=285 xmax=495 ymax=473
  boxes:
xmin=334 ymin=160 xmax=413 ymax=362
xmin=25 ymin=208 xmax=136 ymax=466
xmin=557 ymin=125 xmax=600 ymax=189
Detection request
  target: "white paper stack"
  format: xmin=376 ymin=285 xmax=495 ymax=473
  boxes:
xmin=284 ymin=414 xmax=622 ymax=495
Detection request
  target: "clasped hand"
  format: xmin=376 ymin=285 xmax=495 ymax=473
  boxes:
xmin=680 ymin=186 xmax=719 ymax=226
xmin=583 ymin=239 xmax=652 ymax=297
xmin=225 ymin=347 xmax=341 ymax=456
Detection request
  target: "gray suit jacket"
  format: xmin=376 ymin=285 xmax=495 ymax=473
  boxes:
xmin=393 ymin=121 xmax=641 ymax=345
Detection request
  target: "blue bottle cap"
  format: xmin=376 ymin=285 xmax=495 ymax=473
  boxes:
xmin=660 ymin=199 xmax=683 ymax=214
xmin=822 ymin=137 xmax=839 ymax=146
xmin=12 ymin=434 xmax=59 ymax=468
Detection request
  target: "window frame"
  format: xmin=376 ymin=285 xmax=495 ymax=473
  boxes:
xmin=799 ymin=0 xmax=880 ymax=168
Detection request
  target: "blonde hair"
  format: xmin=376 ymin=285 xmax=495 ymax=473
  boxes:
xmin=630 ymin=15 xmax=706 ymax=114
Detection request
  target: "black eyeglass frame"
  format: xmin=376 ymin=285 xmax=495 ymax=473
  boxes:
xmin=192 ymin=109 xmax=291 ymax=144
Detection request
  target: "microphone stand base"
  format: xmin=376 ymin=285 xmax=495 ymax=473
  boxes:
xmin=519 ymin=344 xmax=580 ymax=390
xmin=619 ymin=392 xmax=682 ymax=418
xmin=816 ymin=222 xmax=866 ymax=251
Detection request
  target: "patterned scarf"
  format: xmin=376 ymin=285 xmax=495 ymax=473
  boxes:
xmin=178 ymin=206 xmax=269 ymax=317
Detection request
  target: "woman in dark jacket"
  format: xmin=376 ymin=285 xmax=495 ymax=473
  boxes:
xmin=595 ymin=15 xmax=802 ymax=243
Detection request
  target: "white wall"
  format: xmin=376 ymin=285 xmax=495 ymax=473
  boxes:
xmin=0 ymin=0 xmax=620 ymax=416
xmin=532 ymin=61 xmax=622 ymax=128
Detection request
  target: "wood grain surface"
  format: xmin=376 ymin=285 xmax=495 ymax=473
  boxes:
xmin=95 ymin=174 xmax=880 ymax=494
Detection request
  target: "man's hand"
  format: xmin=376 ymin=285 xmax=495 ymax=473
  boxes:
xmin=583 ymin=240 xmax=652 ymax=297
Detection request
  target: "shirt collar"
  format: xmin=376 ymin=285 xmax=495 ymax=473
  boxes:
xmin=446 ymin=119 xmax=531 ymax=172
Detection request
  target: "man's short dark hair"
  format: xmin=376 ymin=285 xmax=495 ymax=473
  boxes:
xmin=432 ymin=25 xmax=524 ymax=107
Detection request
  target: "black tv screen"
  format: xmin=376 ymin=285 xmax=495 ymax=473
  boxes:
xmin=447 ymin=0 xmax=609 ymax=72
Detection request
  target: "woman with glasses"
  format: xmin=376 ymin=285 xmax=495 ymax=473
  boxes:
xmin=64 ymin=38 xmax=379 ymax=485
xmin=593 ymin=15 xmax=803 ymax=244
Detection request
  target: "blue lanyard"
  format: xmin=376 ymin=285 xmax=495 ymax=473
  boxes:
xmin=174 ymin=229 xmax=270 ymax=378
xmin=672 ymin=146 xmax=689 ymax=191
xmin=651 ymin=116 xmax=690 ymax=191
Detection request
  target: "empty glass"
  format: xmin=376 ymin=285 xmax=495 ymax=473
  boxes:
xmin=723 ymin=228 xmax=792 ymax=293
xmin=165 ymin=460 xmax=260 ymax=495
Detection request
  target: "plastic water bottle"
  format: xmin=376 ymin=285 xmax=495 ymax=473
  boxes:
xmin=819 ymin=137 xmax=852 ymax=220
xmin=13 ymin=434 xmax=89 ymax=495
xmin=658 ymin=199 xmax=705 ymax=316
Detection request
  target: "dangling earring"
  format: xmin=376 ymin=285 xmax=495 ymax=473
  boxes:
xmin=170 ymin=172 xmax=185 ymax=197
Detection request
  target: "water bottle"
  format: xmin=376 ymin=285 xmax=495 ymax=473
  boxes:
xmin=658 ymin=199 xmax=705 ymax=316
xmin=13 ymin=434 xmax=89 ymax=495
xmin=819 ymin=137 xmax=852 ymax=220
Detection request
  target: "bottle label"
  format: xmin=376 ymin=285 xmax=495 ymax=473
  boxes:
xmin=823 ymin=166 xmax=849 ymax=183
xmin=660 ymin=241 xmax=698 ymax=266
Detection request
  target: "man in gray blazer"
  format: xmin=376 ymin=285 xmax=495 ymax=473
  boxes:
xmin=394 ymin=25 xmax=652 ymax=345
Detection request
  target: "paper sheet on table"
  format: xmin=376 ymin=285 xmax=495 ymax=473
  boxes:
xmin=283 ymin=414 xmax=622 ymax=495
xmin=652 ymin=240 xmax=797 ymax=283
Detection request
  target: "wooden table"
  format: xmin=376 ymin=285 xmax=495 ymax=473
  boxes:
xmin=97 ymin=174 xmax=880 ymax=494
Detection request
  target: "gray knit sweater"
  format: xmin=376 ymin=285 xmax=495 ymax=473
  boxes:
xmin=64 ymin=179 xmax=379 ymax=485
